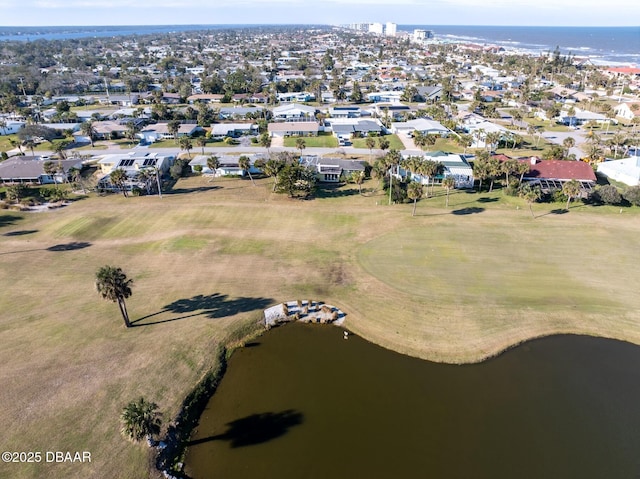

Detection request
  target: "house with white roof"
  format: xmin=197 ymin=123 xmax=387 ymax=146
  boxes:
xmin=391 ymin=118 xmax=450 ymax=137
xmin=400 ymin=152 xmax=474 ymax=189
xmin=188 ymin=154 xmax=265 ymax=176
xmin=96 ymin=153 xmax=174 ymax=192
xmin=597 ymin=157 xmax=640 ymax=186
xmin=210 ymin=123 xmax=258 ymax=139
xmin=272 ymin=104 xmax=317 ymax=122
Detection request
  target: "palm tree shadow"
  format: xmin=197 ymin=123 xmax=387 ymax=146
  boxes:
xmin=187 ymin=410 xmax=304 ymax=448
xmin=3 ymin=229 xmax=38 ymax=236
xmin=132 ymin=293 xmax=273 ymax=326
xmin=451 ymin=207 xmax=485 ymax=215
xmin=0 ymin=215 xmax=23 ymax=228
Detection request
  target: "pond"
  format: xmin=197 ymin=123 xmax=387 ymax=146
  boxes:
xmin=185 ymin=323 xmax=640 ymax=478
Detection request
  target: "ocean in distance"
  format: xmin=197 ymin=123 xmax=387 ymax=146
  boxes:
xmin=402 ymin=25 xmax=640 ymax=67
xmin=0 ymin=24 xmax=637 ymax=66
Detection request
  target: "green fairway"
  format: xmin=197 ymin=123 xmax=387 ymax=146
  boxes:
xmin=1 ymin=176 xmax=639 ymax=479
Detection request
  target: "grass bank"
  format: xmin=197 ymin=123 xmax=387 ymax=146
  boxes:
xmin=1 ymin=176 xmax=639 ymax=478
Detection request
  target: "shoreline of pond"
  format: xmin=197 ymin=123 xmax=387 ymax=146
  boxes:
xmin=160 ymin=318 xmax=640 ymax=477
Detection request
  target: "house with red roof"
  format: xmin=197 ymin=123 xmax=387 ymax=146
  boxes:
xmin=520 ymin=157 xmax=597 ymax=192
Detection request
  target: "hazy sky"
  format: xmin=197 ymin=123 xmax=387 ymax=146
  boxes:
xmin=0 ymin=0 xmax=638 ymax=27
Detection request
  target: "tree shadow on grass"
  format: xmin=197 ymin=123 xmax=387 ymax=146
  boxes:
xmin=46 ymin=241 xmax=92 ymax=252
xmin=451 ymin=207 xmax=485 ymax=216
xmin=187 ymin=410 xmax=304 ymax=448
xmin=0 ymin=215 xmax=23 ymax=228
xmin=537 ymin=208 xmax=569 ymax=218
xmin=166 ymin=185 xmax=222 ymax=195
xmin=0 ymin=241 xmax=91 ymax=256
xmin=131 ymin=293 xmax=273 ymax=326
xmin=315 ymin=184 xmax=361 ymax=199
xmin=3 ymin=229 xmax=38 ymax=236
xmin=477 ymin=196 xmax=499 ymax=203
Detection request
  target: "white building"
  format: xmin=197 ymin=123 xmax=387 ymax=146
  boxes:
xmin=385 ymin=22 xmax=397 ymax=37
xmin=597 ymin=157 xmax=640 ymax=186
xmin=412 ymin=29 xmax=433 ymax=42
xmin=369 ymin=23 xmax=384 ymax=35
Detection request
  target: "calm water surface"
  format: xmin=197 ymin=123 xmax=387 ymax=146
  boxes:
xmin=185 ymin=323 xmax=640 ymax=478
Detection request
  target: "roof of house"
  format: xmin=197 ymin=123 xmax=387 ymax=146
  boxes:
xmin=273 ymin=103 xmax=316 ymax=115
xmin=0 ymin=156 xmax=82 ymax=180
xmin=522 ymin=159 xmax=597 ymax=182
xmin=141 ymin=123 xmax=199 ymax=135
xmin=268 ymin=121 xmax=320 ymax=132
xmin=211 ymin=123 xmax=257 ymax=135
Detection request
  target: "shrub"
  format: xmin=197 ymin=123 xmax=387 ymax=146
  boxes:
xmin=624 ymin=185 xmax=640 ymax=206
xmin=193 ymin=165 xmax=203 ymax=174
xmin=593 ymin=185 xmax=621 ymax=205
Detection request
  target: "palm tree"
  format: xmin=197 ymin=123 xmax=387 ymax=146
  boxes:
xmin=263 ymin=158 xmax=285 ymax=191
xmin=365 ymin=137 xmax=376 ymax=161
xmin=53 ymin=141 xmax=67 ymax=160
xmin=562 ymin=179 xmax=582 ymax=210
xmin=24 ymin=138 xmax=35 ymax=156
xmin=95 ymin=265 xmax=134 ymax=328
xmin=110 ymin=169 xmax=129 ymax=197
xmin=238 ymin=155 xmax=255 ymax=186
xmin=518 ymin=183 xmax=541 ymax=218
xmin=351 ymin=170 xmax=365 ymax=194
xmin=407 ymin=181 xmax=424 ymax=216
xmin=295 ymin=137 xmax=306 ymax=156
xmin=442 ymin=176 xmax=456 ymax=207
xmin=126 ymin=122 xmax=139 ymax=146
xmin=516 ymin=161 xmax=530 ymax=184
xmin=81 ymin=121 xmax=97 ymax=147
xmin=206 ymin=156 xmax=220 ymax=181
xmin=43 ymin=160 xmax=58 ymax=189
xmin=120 ymin=397 xmax=162 ymax=443
xmin=196 ymin=136 xmax=207 ymax=155
xmin=378 ymin=136 xmax=390 ymax=156
xmin=501 ymin=158 xmax=519 ymax=185
xmin=167 ymin=120 xmax=180 ymax=143
xmin=9 ymin=138 xmax=23 ymax=155
xmin=179 ymin=136 xmax=193 ymax=159
xmin=259 ymin=132 xmax=272 ymax=154
xmin=562 ymin=136 xmax=576 ymax=156
xmin=0 ymin=118 xmax=7 ymax=135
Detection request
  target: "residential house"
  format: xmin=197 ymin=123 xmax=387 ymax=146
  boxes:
xmin=401 ymin=152 xmax=474 ymax=189
xmin=138 ymin=122 xmax=203 ymax=143
xmin=521 ymin=157 xmax=597 ymax=192
xmin=272 ymin=103 xmax=317 ymax=122
xmin=324 ymin=118 xmax=383 ymax=142
xmin=597 ymin=157 xmax=640 ymax=186
xmin=0 ymin=119 xmax=25 ymax=135
xmin=219 ymin=107 xmax=265 ymax=120
xmin=187 ymin=93 xmax=224 ymax=104
xmin=300 ymin=155 xmax=366 ymax=183
xmin=391 ymin=118 xmax=450 ymax=137
xmin=188 ymin=154 xmax=265 ymax=176
xmin=96 ymin=153 xmax=174 ymax=192
xmin=614 ymin=102 xmax=640 ymax=121
xmin=328 ymin=106 xmax=363 ymax=118
xmin=267 ymin=121 xmax=320 ymax=138
xmin=415 ymin=86 xmax=443 ymax=103
xmin=210 ymin=123 xmax=258 ymax=139
xmin=0 ymin=156 xmax=83 ymax=184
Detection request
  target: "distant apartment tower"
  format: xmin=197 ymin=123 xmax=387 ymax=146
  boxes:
xmin=369 ymin=23 xmax=384 ymax=35
xmin=385 ymin=22 xmax=397 ymax=37
xmin=412 ymin=29 xmax=434 ymax=42
xmin=350 ymin=23 xmax=370 ymax=32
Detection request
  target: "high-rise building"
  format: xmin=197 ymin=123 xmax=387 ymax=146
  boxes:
xmin=385 ymin=22 xmax=397 ymax=37
xmin=369 ymin=23 xmax=384 ymax=35
xmin=412 ymin=29 xmax=434 ymax=42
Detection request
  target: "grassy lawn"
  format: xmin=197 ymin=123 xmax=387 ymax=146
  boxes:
xmin=351 ymin=134 xmax=404 ymax=151
xmin=0 ymin=133 xmax=20 ymax=152
xmin=283 ymin=132 xmax=338 ymax=148
xmin=1 ymin=177 xmax=639 ymax=478
xmin=149 ymin=139 xmax=234 ymax=149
